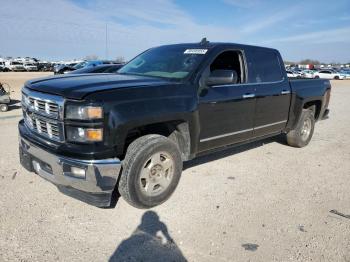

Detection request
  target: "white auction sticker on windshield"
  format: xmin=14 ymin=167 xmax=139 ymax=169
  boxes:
xmin=184 ymin=49 xmax=208 ymax=54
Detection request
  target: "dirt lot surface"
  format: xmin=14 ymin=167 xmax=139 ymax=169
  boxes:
xmin=0 ymin=72 xmax=349 ymax=262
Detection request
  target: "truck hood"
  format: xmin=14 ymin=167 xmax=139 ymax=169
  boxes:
xmin=25 ymin=73 xmax=174 ymax=100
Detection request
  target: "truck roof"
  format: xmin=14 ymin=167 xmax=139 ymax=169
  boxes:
xmin=153 ymin=41 xmax=278 ymax=53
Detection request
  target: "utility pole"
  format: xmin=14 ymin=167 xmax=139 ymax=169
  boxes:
xmin=105 ymin=23 xmax=108 ymax=60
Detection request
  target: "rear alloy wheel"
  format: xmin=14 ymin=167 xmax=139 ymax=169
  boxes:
xmin=118 ymin=134 xmax=183 ymax=209
xmin=0 ymin=104 xmax=8 ymax=112
xmin=286 ymin=108 xmax=315 ymax=148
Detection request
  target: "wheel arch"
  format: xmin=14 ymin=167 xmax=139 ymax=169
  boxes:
xmin=122 ymin=120 xmax=192 ymax=161
xmin=303 ymin=100 xmax=322 ymax=120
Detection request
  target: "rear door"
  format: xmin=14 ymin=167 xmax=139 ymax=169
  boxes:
xmin=247 ymin=49 xmax=291 ymax=137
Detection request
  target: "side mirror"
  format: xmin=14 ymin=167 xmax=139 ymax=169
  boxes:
xmin=206 ymin=70 xmax=238 ymax=86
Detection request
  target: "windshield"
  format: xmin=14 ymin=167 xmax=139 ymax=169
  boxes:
xmin=118 ymin=46 xmax=208 ymax=80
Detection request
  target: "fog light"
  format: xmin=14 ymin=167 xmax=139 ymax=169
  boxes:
xmin=70 ymin=166 xmax=86 ymax=179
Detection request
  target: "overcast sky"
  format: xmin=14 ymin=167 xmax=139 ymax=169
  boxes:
xmin=1 ymin=0 xmax=349 ymax=62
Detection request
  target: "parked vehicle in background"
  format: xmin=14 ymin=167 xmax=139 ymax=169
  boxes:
xmin=0 ymin=82 xmax=11 ymax=112
xmin=293 ymin=70 xmax=303 ymax=78
xmin=54 ymin=60 xmax=116 ymax=74
xmin=37 ymin=62 xmax=53 ymax=72
xmin=314 ymin=69 xmax=345 ymax=80
xmin=286 ymin=70 xmax=298 ymax=78
xmin=339 ymin=70 xmax=350 ymax=79
xmin=19 ymin=41 xmax=331 ymax=209
xmin=67 ymin=64 xmax=124 ymax=74
xmin=73 ymin=60 xmax=116 ymax=70
xmin=5 ymin=61 xmax=26 ymax=71
xmin=54 ymin=62 xmax=79 ymax=74
xmin=286 ymin=70 xmax=303 ymax=78
xmin=302 ymin=70 xmax=315 ymax=79
xmin=0 ymin=61 xmax=5 ymax=72
xmin=24 ymin=63 xmax=38 ymax=72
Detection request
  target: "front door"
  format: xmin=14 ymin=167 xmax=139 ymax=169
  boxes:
xmin=197 ymin=50 xmax=256 ymax=152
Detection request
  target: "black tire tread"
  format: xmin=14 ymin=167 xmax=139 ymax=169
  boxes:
xmin=287 ymin=109 xmax=315 ymax=148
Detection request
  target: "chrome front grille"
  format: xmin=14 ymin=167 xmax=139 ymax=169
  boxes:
xmin=26 ymin=96 xmax=59 ymax=118
xmin=22 ymin=87 xmax=65 ymax=142
xmin=24 ymin=112 xmax=63 ymax=141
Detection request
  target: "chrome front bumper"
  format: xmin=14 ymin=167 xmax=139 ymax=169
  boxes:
xmin=19 ymin=137 xmax=122 ymax=207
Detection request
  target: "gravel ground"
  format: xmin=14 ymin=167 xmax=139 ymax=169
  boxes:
xmin=0 ymin=72 xmax=349 ymax=262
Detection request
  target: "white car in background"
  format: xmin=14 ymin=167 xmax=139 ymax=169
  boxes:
xmin=5 ymin=61 xmax=26 ymax=71
xmin=0 ymin=61 xmax=5 ymax=71
xmin=314 ymin=69 xmax=345 ymax=80
xmin=23 ymin=63 xmax=38 ymax=71
xmin=339 ymin=70 xmax=350 ymax=79
xmin=286 ymin=70 xmax=299 ymax=78
xmin=302 ymin=70 xmax=315 ymax=79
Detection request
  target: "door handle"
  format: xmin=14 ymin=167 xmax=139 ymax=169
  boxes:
xmin=281 ymin=90 xmax=291 ymax=95
xmin=242 ymin=93 xmax=255 ymax=99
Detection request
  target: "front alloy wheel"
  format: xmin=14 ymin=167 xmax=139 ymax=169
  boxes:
xmin=139 ymin=152 xmax=175 ymax=197
xmin=118 ymin=134 xmax=183 ymax=209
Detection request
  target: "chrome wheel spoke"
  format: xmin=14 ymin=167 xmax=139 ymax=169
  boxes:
xmin=139 ymin=151 xmax=175 ymax=197
xmin=158 ymin=176 xmax=170 ymax=189
xmin=140 ymin=167 xmax=150 ymax=180
xmin=301 ymin=118 xmax=311 ymax=141
xmin=150 ymin=153 xmax=162 ymax=166
xmin=145 ymin=181 xmax=156 ymax=193
xmin=162 ymin=158 xmax=173 ymax=172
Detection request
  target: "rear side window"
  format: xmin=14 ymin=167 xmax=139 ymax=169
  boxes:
xmin=248 ymin=49 xmax=283 ymax=83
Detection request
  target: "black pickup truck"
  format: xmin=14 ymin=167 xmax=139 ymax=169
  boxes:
xmin=19 ymin=40 xmax=331 ymax=208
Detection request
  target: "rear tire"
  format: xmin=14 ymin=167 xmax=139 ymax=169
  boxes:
xmin=314 ymin=75 xmax=320 ymax=79
xmin=334 ymin=76 xmax=339 ymax=80
xmin=287 ymin=109 xmax=315 ymax=148
xmin=0 ymin=104 xmax=8 ymax=112
xmin=118 ymin=134 xmax=183 ymax=209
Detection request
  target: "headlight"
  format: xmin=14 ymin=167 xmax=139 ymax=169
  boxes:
xmin=65 ymin=105 xmax=103 ymax=120
xmin=66 ymin=126 xmax=103 ymax=142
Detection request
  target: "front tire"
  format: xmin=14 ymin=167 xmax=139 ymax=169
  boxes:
xmin=118 ymin=134 xmax=183 ymax=209
xmin=286 ymin=108 xmax=315 ymax=148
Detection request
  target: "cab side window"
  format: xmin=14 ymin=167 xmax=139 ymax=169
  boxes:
xmin=210 ymin=51 xmax=244 ymax=84
xmin=249 ymin=49 xmax=283 ymax=83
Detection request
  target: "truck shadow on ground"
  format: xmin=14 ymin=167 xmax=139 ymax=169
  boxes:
xmin=109 ymin=211 xmax=187 ymax=262
xmin=184 ymin=134 xmax=286 ymax=170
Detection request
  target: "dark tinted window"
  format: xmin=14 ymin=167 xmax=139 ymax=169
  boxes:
xmin=249 ymin=49 xmax=283 ymax=83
